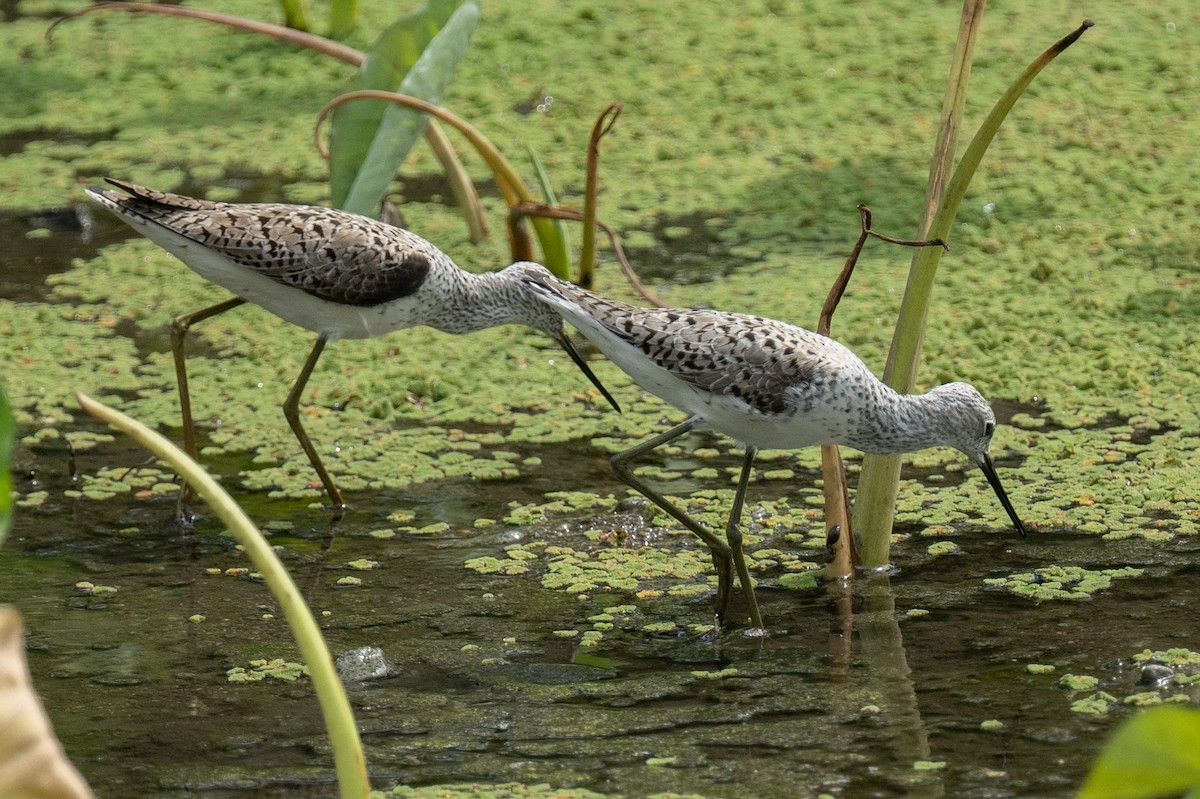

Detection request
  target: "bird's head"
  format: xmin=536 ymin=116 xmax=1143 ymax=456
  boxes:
xmin=929 ymin=382 xmax=1028 ymax=537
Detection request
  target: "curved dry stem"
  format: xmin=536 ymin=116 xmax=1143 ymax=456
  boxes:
xmin=424 ymin=120 xmax=489 ymax=243
xmin=48 ymin=2 xmax=365 ymax=65
xmin=579 ymin=102 xmax=623 ymax=288
xmin=318 ymin=91 xmax=529 ymax=208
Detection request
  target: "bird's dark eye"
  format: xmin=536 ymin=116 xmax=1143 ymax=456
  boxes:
xmin=984 ymin=421 xmax=996 ymax=437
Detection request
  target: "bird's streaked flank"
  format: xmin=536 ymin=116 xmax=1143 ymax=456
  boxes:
xmin=519 ymin=265 xmax=1028 ymax=629
xmin=86 ymin=179 xmax=619 ymax=517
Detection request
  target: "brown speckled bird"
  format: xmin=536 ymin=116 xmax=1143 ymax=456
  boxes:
xmin=518 ymin=264 xmax=1027 ymax=629
xmin=86 ymin=179 xmax=618 ymax=517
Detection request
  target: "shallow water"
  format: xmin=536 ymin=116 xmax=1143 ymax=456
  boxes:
xmin=4 ymin=2 xmax=1200 ymax=794
xmin=6 ymin=415 xmax=1199 ymax=798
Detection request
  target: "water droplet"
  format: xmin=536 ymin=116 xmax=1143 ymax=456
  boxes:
xmin=1165 ymin=21 xmax=1176 ymax=32
xmin=983 ymin=202 xmax=996 ymax=214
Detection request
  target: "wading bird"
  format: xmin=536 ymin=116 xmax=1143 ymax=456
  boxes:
xmin=87 ymin=179 xmax=619 ymax=517
xmin=518 ymin=264 xmax=1028 ymax=628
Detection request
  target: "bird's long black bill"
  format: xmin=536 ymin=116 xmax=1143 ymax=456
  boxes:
xmin=979 ymin=454 xmax=1028 ymax=538
xmin=557 ymin=332 xmax=621 ymax=413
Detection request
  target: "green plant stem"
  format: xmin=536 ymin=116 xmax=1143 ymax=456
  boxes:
xmin=853 ymin=0 xmax=986 ymax=567
xmin=75 ymin=392 xmax=370 ymax=799
xmin=854 ymin=16 xmax=1094 ymax=566
xmin=280 ymin=0 xmax=312 ymax=32
xmin=328 ymin=0 xmax=360 ymax=38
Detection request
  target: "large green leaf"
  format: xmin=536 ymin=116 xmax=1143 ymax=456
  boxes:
xmin=330 ymin=0 xmax=479 ymax=215
xmin=1078 ymin=706 xmax=1200 ymax=799
xmin=0 ymin=384 xmax=11 ymax=545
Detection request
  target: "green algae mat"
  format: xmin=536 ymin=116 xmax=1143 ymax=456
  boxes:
xmin=2 ymin=1 xmax=1199 ymax=797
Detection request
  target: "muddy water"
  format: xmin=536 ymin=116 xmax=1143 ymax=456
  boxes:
xmin=6 ymin=421 xmax=1198 ymax=798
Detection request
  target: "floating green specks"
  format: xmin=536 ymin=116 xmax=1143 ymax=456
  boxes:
xmin=380 ymin=784 xmax=611 ymax=799
xmin=1027 ymin=663 xmax=1056 ymax=674
xmin=15 ymin=491 xmax=47 ymax=508
xmin=1059 ymin=674 xmax=1100 ymax=691
xmin=913 ymin=760 xmax=947 ymax=771
xmin=980 ymin=719 xmax=1004 ymax=731
xmin=464 ymin=544 xmax=545 ymax=576
xmin=778 ymin=570 xmax=821 ymax=591
xmin=641 ymin=621 xmax=677 ymax=634
xmin=74 ymin=581 xmax=117 ymax=596
xmin=927 ymin=541 xmax=960 ymax=557
xmin=983 ymin=565 xmax=1144 ymax=601
xmin=1071 ymin=692 xmax=1117 ymax=715
xmin=226 ymin=659 xmax=310 ymax=683
xmin=347 ymin=558 xmax=379 ymax=571
xmin=579 ymin=630 xmax=604 ymax=648
xmin=691 ymin=667 xmax=739 ymax=680
xmin=1122 ymin=691 xmax=1167 ymax=706
xmin=335 ymin=576 xmax=363 ymax=587
xmin=666 ymin=583 xmax=710 ymax=598
xmin=1134 ymin=648 xmax=1200 ymax=667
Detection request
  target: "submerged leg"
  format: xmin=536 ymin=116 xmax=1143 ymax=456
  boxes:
xmin=282 ymin=335 xmax=346 ymax=517
xmin=171 ymin=297 xmax=245 ymax=520
xmin=724 ymin=446 xmax=764 ymax=629
xmin=610 ymin=419 xmax=735 ymax=624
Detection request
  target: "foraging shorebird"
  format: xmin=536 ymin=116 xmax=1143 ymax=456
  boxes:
xmin=518 ymin=265 xmax=1028 ymax=628
xmin=86 ymin=179 xmax=619 ymax=516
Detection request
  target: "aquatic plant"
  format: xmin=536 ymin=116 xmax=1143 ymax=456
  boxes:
xmin=318 ymin=93 xmax=659 ymax=293
xmin=851 ymin=8 xmax=1093 ymax=565
xmin=278 ymin=0 xmax=361 ymax=38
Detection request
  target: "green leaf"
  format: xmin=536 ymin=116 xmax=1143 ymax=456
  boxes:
xmin=527 ymin=146 xmax=572 ymax=277
xmin=1077 ymin=706 xmax=1200 ymax=799
xmin=0 ymin=383 xmax=11 ymax=544
xmin=330 ymin=0 xmax=480 ymax=215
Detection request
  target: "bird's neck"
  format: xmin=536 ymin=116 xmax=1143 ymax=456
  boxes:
xmin=425 ymin=269 xmax=544 ymax=335
xmin=842 ymin=385 xmax=950 ymax=455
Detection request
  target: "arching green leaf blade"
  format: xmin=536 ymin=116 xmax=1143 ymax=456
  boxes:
xmin=330 ymin=0 xmax=479 ymax=215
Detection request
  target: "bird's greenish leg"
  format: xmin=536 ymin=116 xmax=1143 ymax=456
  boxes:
xmin=610 ymin=420 xmax=736 ymax=625
xmin=170 ymin=296 xmax=245 ymax=523
xmin=725 ymin=446 xmax=765 ymax=629
xmin=282 ymin=334 xmax=347 ymax=519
